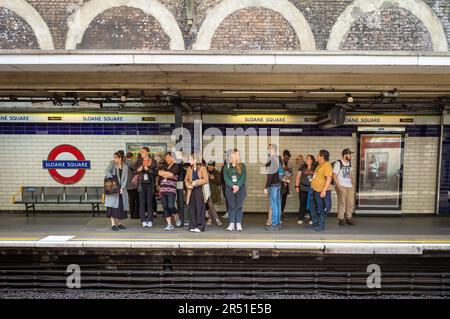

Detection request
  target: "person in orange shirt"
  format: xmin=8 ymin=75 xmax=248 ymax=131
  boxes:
xmin=310 ymin=149 xmax=333 ymax=231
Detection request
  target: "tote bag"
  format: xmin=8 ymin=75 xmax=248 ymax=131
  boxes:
xmin=104 ymin=176 xmax=120 ymax=195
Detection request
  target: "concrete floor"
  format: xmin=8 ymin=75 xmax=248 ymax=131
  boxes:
xmin=0 ymin=212 xmax=449 ymax=243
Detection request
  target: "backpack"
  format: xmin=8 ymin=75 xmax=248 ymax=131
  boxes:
xmin=330 ymin=160 xmax=351 ymax=185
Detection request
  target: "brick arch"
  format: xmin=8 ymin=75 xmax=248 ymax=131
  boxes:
xmin=65 ymin=0 xmax=184 ymax=50
xmin=193 ymin=0 xmax=316 ymax=50
xmin=0 ymin=0 xmax=54 ymax=49
xmin=327 ymin=0 xmax=448 ymax=51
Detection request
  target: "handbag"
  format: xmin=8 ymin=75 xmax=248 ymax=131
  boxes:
xmin=202 ymin=182 xmax=211 ymax=203
xmin=131 ymin=174 xmax=140 ymax=186
xmin=104 ymin=176 xmax=120 ymax=195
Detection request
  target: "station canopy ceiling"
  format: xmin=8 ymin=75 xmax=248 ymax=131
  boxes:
xmin=0 ymin=51 xmax=450 ymax=114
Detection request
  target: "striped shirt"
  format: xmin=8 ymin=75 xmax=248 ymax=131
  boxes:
xmin=160 ymin=163 xmax=179 ymax=195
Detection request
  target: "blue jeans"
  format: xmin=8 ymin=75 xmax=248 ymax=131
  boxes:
xmin=269 ymin=185 xmax=281 ymax=226
xmin=161 ymin=192 xmax=176 ymax=218
xmin=311 ymin=190 xmax=332 ymax=230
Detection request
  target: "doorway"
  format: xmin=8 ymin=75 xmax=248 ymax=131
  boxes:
xmin=356 ymin=128 xmax=405 ymax=214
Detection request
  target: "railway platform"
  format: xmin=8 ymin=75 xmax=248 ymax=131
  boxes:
xmin=1 ymin=213 xmax=449 ymax=254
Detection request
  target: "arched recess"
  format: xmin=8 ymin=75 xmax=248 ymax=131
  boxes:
xmin=0 ymin=0 xmax=54 ymax=49
xmin=327 ymin=0 xmax=448 ymax=51
xmin=193 ymin=0 xmax=316 ymax=50
xmin=65 ymin=0 xmax=184 ymax=50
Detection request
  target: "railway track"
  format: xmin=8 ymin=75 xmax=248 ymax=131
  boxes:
xmin=0 ymin=248 xmax=449 ymax=296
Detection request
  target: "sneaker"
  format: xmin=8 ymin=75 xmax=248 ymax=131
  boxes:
xmin=164 ymin=224 xmax=174 ymax=231
xmin=223 ymin=212 xmax=229 ymax=219
xmin=297 ymin=220 xmax=304 ymax=225
xmin=265 ymin=219 xmax=271 ymax=226
xmin=207 ymin=219 xmax=212 ymax=226
xmin=111 ymin=225 xmax=119 ymax=231
xmin=189 ymin=228 xmax=196 ymax=232
xmin=147 ymin=221 xmax=153 ymax=228
xmin=345 ymin=219 xmax=356 ymax=226
xmin=308 ymin=220 xmax=313 ymax=225
xmin=192 ymin=228 xmax=201 ymax=233
xmin=265 ymin=225 xmax=280 ymax=231
xmin=216 ymin=218 xmax=222 ymax=226
xmin=236 ymin=223 xmax=243 ymax=231
xmin=227 ymin=223 xmax=235 ymax=231
xmin=175 ymin=219 xmax=182 ymax=228
xmin=118 ymin=224 xmax=126 ymax=230
xmin=338 ymin=219 xmax=346 ymax=227
xmin=142 ymin=221 xmax=148 ymax=227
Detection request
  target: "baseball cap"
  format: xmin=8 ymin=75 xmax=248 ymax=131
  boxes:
xmin=342 ymin=148 xmax=354 ymax=156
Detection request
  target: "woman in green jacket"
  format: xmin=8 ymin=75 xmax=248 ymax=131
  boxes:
xmin=223 ymin=149 xmax=247 ymax=231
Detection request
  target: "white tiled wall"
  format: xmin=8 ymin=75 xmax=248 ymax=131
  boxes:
xmin=0 ymin=135 xmax=173 ymax=211
xmin=401 ymin=137 xmax=439 ymax=214
xmin=0 ymin=133 xmax=438 ymax=214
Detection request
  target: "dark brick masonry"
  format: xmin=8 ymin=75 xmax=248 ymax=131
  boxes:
xmin=341 ymin=7 xmax=433 ymax=51
xmin=210 ymin=6 xmax=301 ymax=50
xmin=77 ymin=6 xmax=170 ymax=50
xmin=0 ymin=0 xmax=448 ymax=50
xmin=0 ymin=7 xmax=39 ymax=49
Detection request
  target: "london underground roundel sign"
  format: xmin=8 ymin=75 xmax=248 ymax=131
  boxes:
xmin=43 ymin=145 xmax=91 ymax=185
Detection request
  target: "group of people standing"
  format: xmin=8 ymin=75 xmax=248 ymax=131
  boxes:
xmin=104 ymin=145 xmax=356 ymax=233
xmin=104 ymin=148 xmax=248 ymax=233
xmin=264 ymin=145 xmax=356 ymax=232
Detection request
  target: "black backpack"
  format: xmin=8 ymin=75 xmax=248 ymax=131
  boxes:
xmin=330 ymin=160 xmax=351 ymax=186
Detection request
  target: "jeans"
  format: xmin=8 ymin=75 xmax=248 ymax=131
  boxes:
xmin=310 ymin=190 xmax=332 ymax=230
xmin=269 ymin=185 xmax=281 ymax=226
xmin=225 ymin=185 xmax=246 ymax=224
xmin=161 ymin=192 xmax=177 ymax=218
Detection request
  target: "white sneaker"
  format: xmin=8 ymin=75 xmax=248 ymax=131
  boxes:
xmin=142 ymin=221 xmax=148 ymax=227
xmin=309 ymin=220 xmax=313 ymax=225
xmin=164 ymin=224 xmax=174 ymax=231
xmin=189 ymin=228 xmax=196 ymax=232
xmin=227 ymin=223 xmax=235 ymax=231
xmin=236 ymin=223 xmax=243 ymax=231
xmin=193 ymin=228 xmax=201 ymax=233
xmin=223 ymin=212 xmax=229 ymax=219
xmin=147 ymin=221 xmax=153 ymax=228
xmin=297 ymin=220 xmax=304 ymax=225
xmin=175 ymin=219 xmax=182 ymax=228
xmin=216 ymin=218 xmax=222 ymax=226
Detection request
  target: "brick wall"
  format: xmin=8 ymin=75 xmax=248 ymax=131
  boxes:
xmin=0 ymin=0 xmax=448 ymax=50
xmin=77 ymin=6 xmax=171 ymax=50
xmin=340 ymin=7 xmax=433 ymax=51
xmin=0 ymin=7 xmax=39 ymax=49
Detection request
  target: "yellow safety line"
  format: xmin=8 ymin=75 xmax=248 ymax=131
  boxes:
xmin=69 ymin=238 xmax=450 ymax=244
xmin=1 ymin=237 xmax=449 ymax=244
xmin=0 ymin=238 xmax=41 ymax=241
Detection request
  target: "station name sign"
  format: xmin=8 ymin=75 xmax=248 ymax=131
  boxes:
xmin=0 ymin=113 xmax=174 ymax=124
xmin=203 ymin=114 xmax=416 ymax=126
